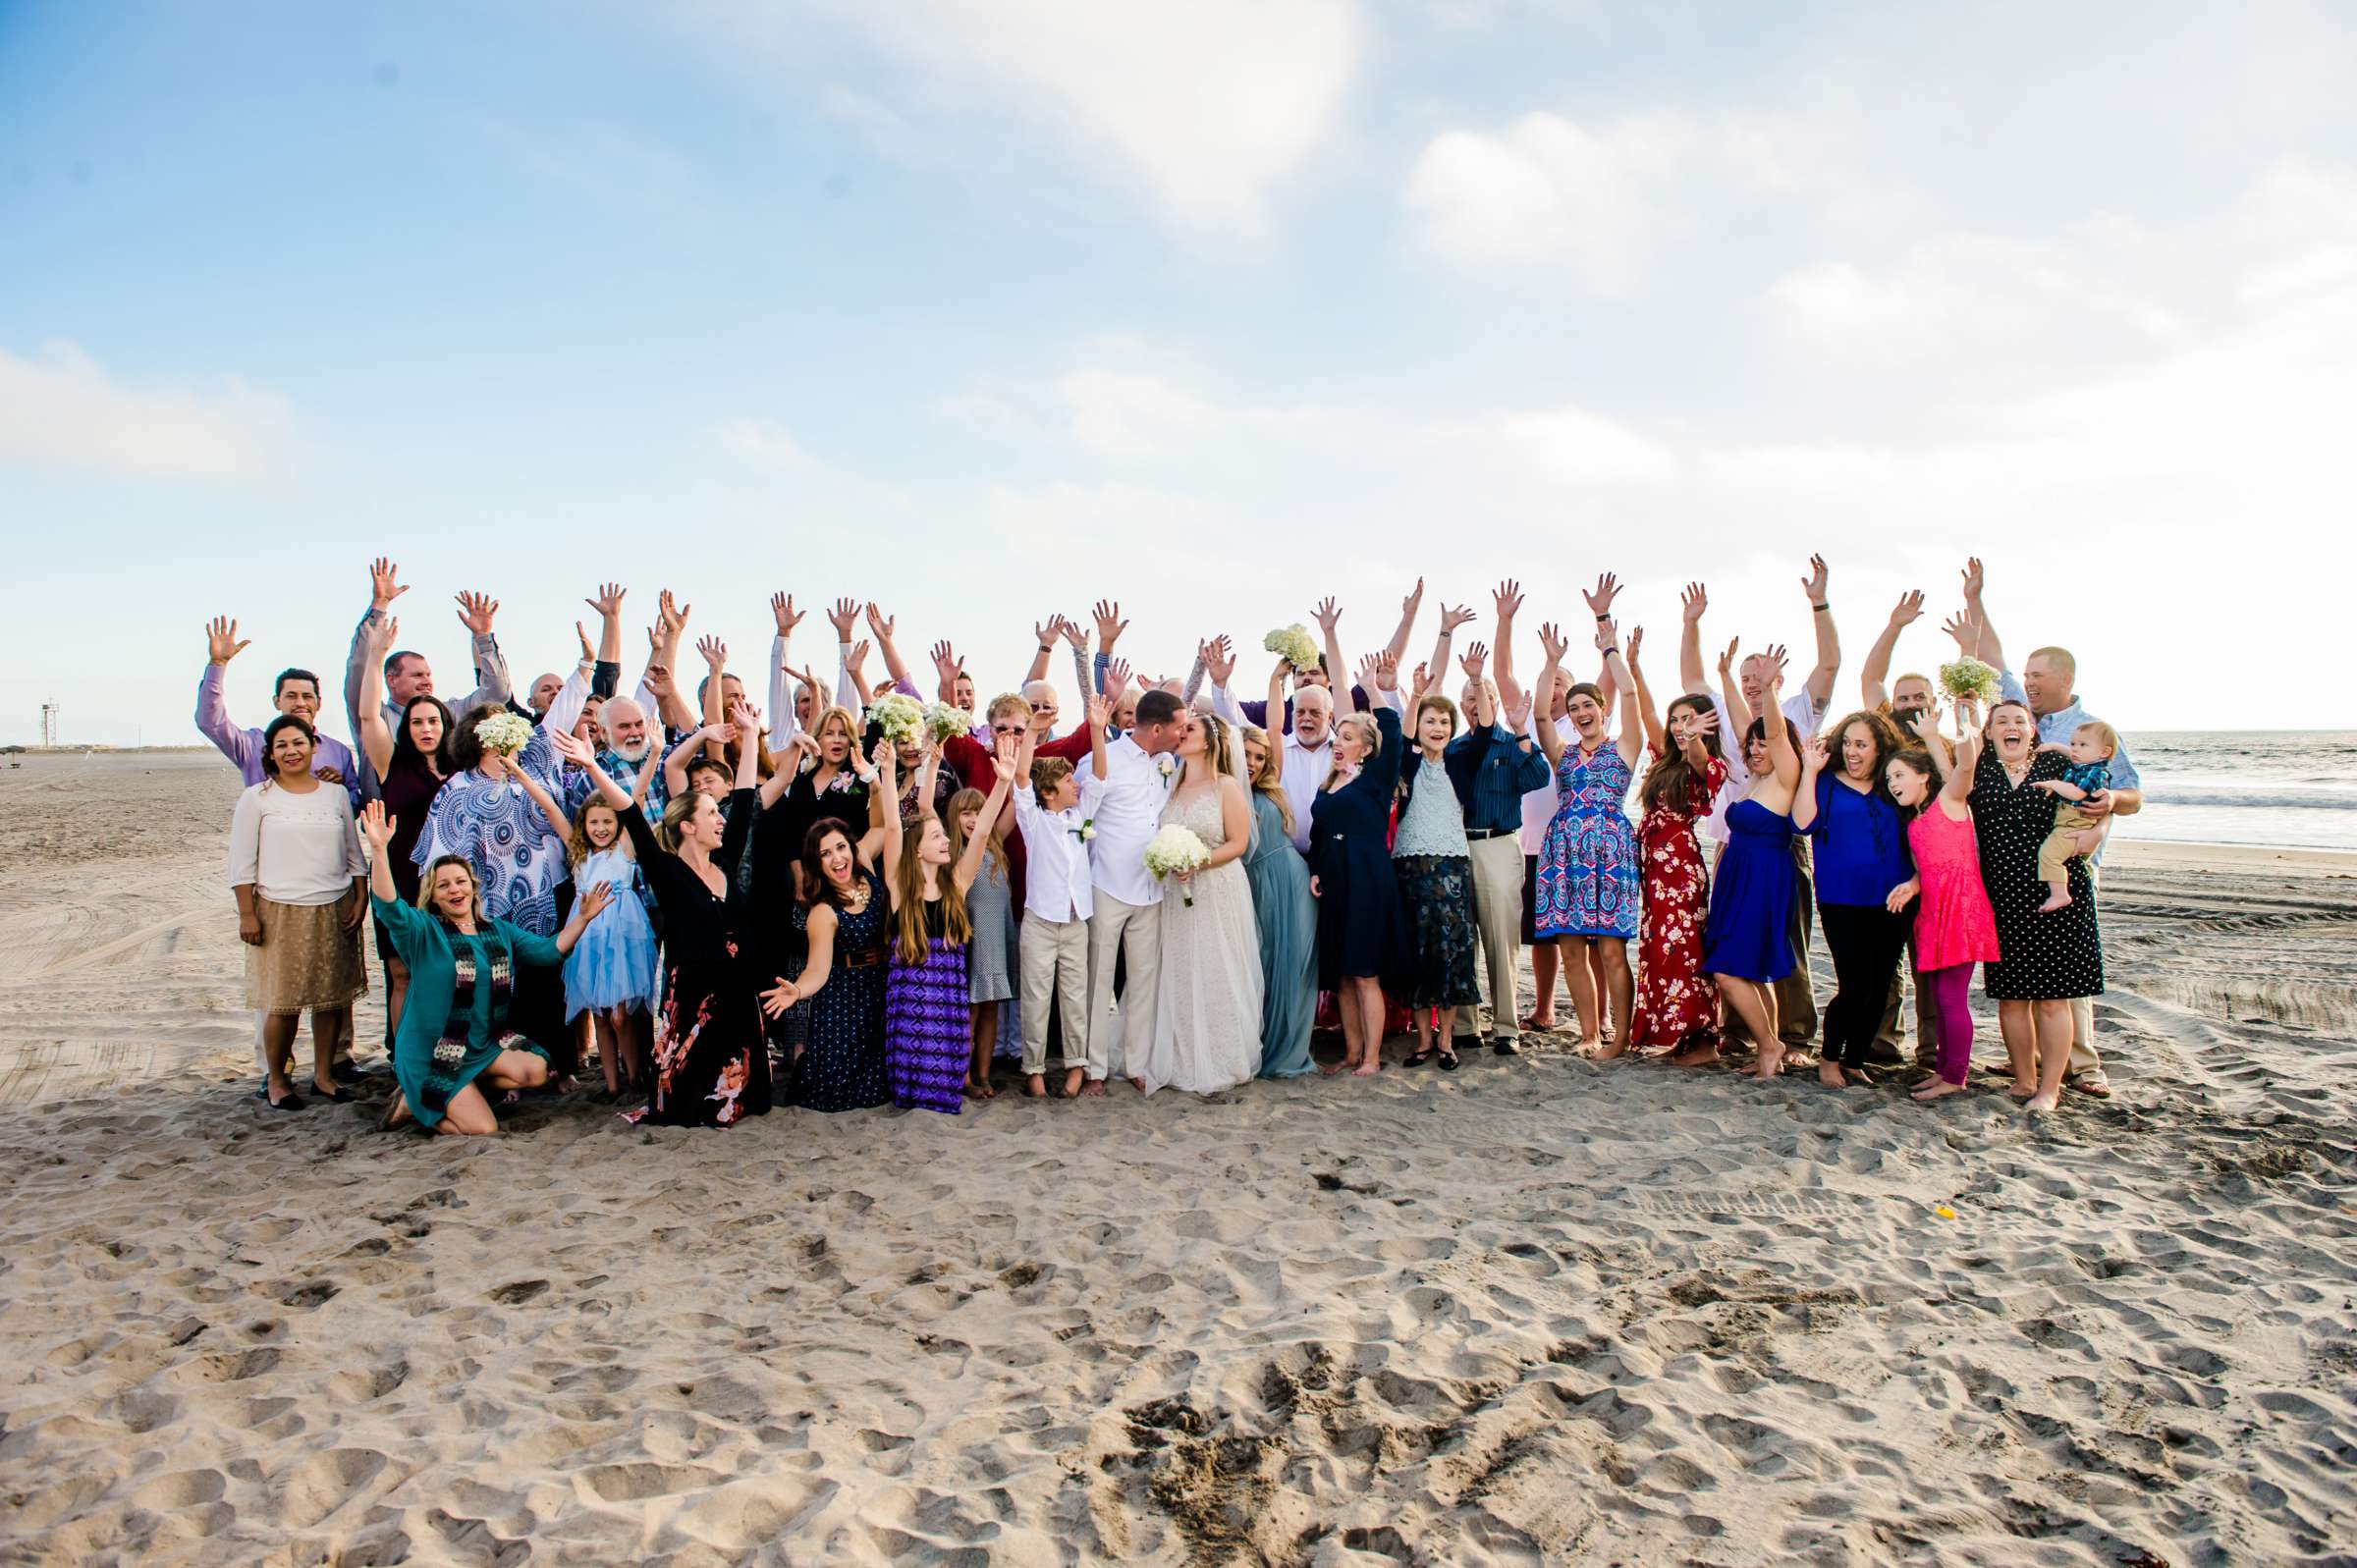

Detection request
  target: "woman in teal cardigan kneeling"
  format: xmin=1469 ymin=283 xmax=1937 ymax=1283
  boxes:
xmin=360 ymin=799 xmax=612 ymax=1134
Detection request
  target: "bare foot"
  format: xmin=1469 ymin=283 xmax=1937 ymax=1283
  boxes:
xmin=1751 ymin=1043 xmax=1786 ymax=1080
xmin=1817 ymin=1061 xmax=1850 ymax=1088
xmin=1669 ymin=1041 xmax=1721 ymax=1067
xmin=2025 ymin=1090 xmax=2060 ymax=1113
xmin=2037 ymin=889 xmax=2071 ymax=913
xmin=1062 ymin=1067 xmax=1085 ymax=1098
xmin=378 ymin=1091 xmax=412 ymax=1130
xmin=1026 ymin=1074 xmax=1049 ymax=1098
xmin=1911 ymin=1078 xmax=1967 ymax=1101
xmin=1128 ymin=1076 xmax=1148 ymax=1093
xmin=2007 ymin=1081 xmax=2038 ymax=1100
xmin=1079 ymin=1078 xmax=1107 ymax=1098
xmin=1518 ymin=1011 xmax=1558 ymax=1032
xmin=1593 ymin=1040 xmax=1629 ymax=1061
xmin=1574 ymin=1036 xmax=1603 ymax=1056
xmin=1350 ymin=1061 xmax=1381 ymax=1077
xmin=1319 ymin=1059 xmax=1347 ymax=1076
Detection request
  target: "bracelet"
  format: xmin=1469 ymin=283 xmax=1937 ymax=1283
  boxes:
xmin=1812 ymin=602 xmax=1829 ymax=613
xmin=1037 ymin=644 xmax=1052 ymax=653
xmin=1600 ymin=646 xmax=1619 ymax=656
xmin=1594 ymin=613 xmax=1610 ymax=622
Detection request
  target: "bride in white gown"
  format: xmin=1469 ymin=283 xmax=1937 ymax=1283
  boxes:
xmin=1138 ymin=711 xmax=1266 ymax=1094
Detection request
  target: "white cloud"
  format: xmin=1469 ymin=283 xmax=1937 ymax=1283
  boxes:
xmin=697 ymin=0 xmax=1365 ymax=235
xmin=0 ymin=342 xmax=293 ymax=483
xmin=717 ymin=418 xmax=821 ymax=471
xmin=1401 ymin=109 xmax=1826 ymax=285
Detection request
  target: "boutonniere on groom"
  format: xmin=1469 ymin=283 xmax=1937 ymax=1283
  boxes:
xmin=1155 ymin=755 xmax=1178 ymax=782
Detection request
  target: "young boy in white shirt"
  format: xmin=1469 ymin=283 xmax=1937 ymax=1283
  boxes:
xmin=1012 ymin=697 xmax=1110 ymax=1097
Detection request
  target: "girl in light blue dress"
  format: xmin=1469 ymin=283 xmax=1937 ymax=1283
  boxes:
xmin=564 ymin=795 xmax=661 ymax=1101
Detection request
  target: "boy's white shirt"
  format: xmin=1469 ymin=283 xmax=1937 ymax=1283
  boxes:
xmin=1014 ymin=773 xmax=1106 ymax=923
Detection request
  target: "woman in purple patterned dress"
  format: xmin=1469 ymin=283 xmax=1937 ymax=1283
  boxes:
xmin=1530 ymin=617 xmax=1645 ymax=1054
xmin=876 ymin=734 xmax=1015 ymax=1114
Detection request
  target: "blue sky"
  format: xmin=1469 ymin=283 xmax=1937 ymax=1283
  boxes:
xmin=6 ymin=0 xmax=2354 ymax=741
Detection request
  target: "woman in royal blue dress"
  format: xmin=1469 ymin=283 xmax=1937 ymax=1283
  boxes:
xmin=1700 ymin=643 xmax=1806 ymax=1080
xmin=1529 ymin=615 xmax=1645 ymax=1056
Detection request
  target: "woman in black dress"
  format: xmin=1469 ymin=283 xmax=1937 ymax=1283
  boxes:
xmin=554 ymin=718 xmax=772 ymax=1127
xmin=1310 ymin=657 xmax=1405 ymax=1079
xmin=760 ymin=801 xmax=894 ymax=1112
xmin=1968 ymin=697 xmax=2101 ymax=1111
xmin=750 ymin=707 xmax=874 ymax=1063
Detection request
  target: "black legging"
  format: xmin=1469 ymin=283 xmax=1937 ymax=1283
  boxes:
xmin=1816 ymin=900 xmax=1910 ymax=1066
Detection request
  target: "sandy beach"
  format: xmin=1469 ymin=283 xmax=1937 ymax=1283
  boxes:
xmin=1 ymin=747 xmax=2350 ymax=1566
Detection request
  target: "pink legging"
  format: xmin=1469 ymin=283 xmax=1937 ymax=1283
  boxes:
xmin=1923 ymin=964 xmax=1976 ymax=1085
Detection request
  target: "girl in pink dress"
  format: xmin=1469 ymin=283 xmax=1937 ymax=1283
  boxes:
xmin=1883 ymin=710 xmax=2001 ymax=1100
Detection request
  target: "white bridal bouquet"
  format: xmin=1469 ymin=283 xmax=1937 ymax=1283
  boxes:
xmin=1143 ymin=823 xmax=1212 ymax=906
xmin=1264 ymin=623 xmax=1320 ymax=671
xmin=868 ymin=693 xmax=925 ymax=746
xmin=923 ymin=701 xmax=973 ymax=743
xmin=1938 ymin=657 xmax=2001 ymax=706
xmin=473 ymin=711 xmax=535 ymax=756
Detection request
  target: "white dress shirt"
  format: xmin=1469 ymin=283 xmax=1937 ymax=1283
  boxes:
xmin=1087 ymin=734 xmax=1177 ymax=905
xmin=1700 ymin=688 xmax=1825 ymax=842
xmin=1014 ymin=775 xmax=1107 ymax=923
xmin=1279 ymin=732 xmax=1334 ymax=853
xmin=1516 ymin=711 xmax=1558 ymax=855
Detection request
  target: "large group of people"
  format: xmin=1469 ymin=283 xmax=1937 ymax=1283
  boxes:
xmin=205 ymin=555 xmax=2141 ymax=1134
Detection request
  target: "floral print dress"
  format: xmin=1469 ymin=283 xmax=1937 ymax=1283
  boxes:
xmin=1630 ymin=749 xmax=1727 ymax=1049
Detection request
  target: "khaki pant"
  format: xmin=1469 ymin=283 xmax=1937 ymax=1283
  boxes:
xmin=1019 ymin=914 xmax=1090 ymax=1074
xmin=1455 ymin=834 xmax=1525 ymax=1043
xmin=2068 ymin=864 xmax=2103 ymax=1079
xmin=1086 ymin=892 xmax=1161 ymax=1081
xmin=2038 ymin=803 xmax=2103 ymax=884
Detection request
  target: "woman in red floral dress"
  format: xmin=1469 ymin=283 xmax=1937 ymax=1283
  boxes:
xmin=1629 ymin=676 xmax=1728 ymax=1061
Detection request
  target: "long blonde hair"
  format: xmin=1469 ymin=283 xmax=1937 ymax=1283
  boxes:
xmin=1192 ymin=711 xmax=1236 ymax=782
xmin=1243 ymin=725 xmax=1292 ymax=837
xmin=891 ymin=818 xmax=971 ymax=963
xmin=806 ymin=705 xmax=859 ymax=773
xmin=1325 ymin=712 xmax=1381 ymax=790
xmin=943 ymin=786 xmax=1004 ymax=884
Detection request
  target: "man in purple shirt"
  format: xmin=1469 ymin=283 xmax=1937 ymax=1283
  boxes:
xmin=194 ymin=617 xmax=362 ymax=805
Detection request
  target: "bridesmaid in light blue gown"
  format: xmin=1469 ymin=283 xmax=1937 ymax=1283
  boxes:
xmin=1242 ymin=729 xmax=1318 ymax=1078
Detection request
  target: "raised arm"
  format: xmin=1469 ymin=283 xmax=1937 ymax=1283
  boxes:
xmin=1385 ymin=576 xmax=1424 ymax=667
xmin=1622 ymin=623 xmax=1665 ymax=759
xmin=498 ymin=750 xmax=576 ymax=841
xmin=866 ymin=603 xmax=914 ymax=693
xmin=768 ymin=592 xmax=804 ymax=744
xmin=1426 ymin=603 xmax=1471 ymax=704
xmin=872 ymin=740 xmax=904 ymax=892
xmin=453 ymin=589 xmax=513 ymax=709
xmin=728 ymin=699 xmax=764 ymax=792
xmin=1491 ymin=578 xmax=1524 ymax=715
xmin=1025 ymin=617 xmax=1063 ymax=687
xmin=356 ymin=614 xmax=400 ymax=778
xmin=1678 ymin=580 xmax=1710 ymax=696
xmin=553 ymin=730 xmax=631 ymax=811
xmin=195 ymin=616 xmax=260 ymax=773
xmin=696 ymin=636 xmax=729 ymax=760
xmin=1798 ymin=555 xmax=1838 ymax=713
xmin=1757 ymin=647 xmax=1801 ymax=792
xmin=758 ymin=730 xmax=808 ymax=810
xmin=1860 ymin=590 xmax=1923 ymax=711
xmin=1790 ymin=732 xmax=1830 ymax=830
xmin=1532 ymin=622 xmax=1568 ymax=769
xmin=1086 ymin=690 xmax=1111 ymax=781
xmin=1313 ymin=597 xmax=1353 ymax=712
xmin=930 ymin=639 xmax=965 ymax=706
xmin=1717 ymin=638 xmax=1754 ymax=746
xmin=1960 ymin=557 xmax=2002 ymax=671
xmin=1596 ymin=620 xmax=1642 ymax=768
xmin=825 ymin=598 xmax=861 ymax=709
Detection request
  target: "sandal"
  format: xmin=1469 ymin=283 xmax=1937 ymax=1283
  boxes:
xmin=1436 ymin=1050 xmax=1460 ymax=1072
xmin=2067 ymin=1073 xmax=2112 ymax=1099
xmin=1406 ymin=1047 xmax=1438 ymax=1068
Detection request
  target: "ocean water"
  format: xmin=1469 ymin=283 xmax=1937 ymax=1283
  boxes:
xmin=2123 ymin=730 xmax=2357 ymax=852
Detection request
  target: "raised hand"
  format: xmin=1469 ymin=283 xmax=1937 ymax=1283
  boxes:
xmin=1960 ymin=557 xmax=1986 ymax=604
xmin=1690 ymin=707 xmax=1721 ymax=736
xmin=991 ymin=735 xmax=1018 ymax=782
xmin=205 ymin=616 xmax=250 ymax=665
xmin=369 ymin=557 xmax=409 ymax=611
xmin=826 ymin=597 xmax=859 ymax=641
xmin=1372 ymin=650 xmax=1399 ymax=691
xmin=864 ymin=602 xmax=895 ymax=642
xmin=1092 ymin=599 xmax=1128 ymax=652
xmin=771 ymin=592 xmax=803 ymax=636
xmin=869 ymin=738 xmax=894 ymax=773
xmin=1103 ymin=657 xmax=1132 ymax=698
xmin=1889 ymin=589 xmax=1925 ymax=627
xmin=1583 ymin=572 xmax=1620 ymax=620
xmin=1060 ymin=617 xmax=1090 ymax=650
xmin=368 ymin=614 xmax=400 ymax=653
xmin=1034 ymin=615 xmax=1065 ymax=647
xmin=1313 ymin=596 xmax=1341 ymax=634
xmin=1680 ymin=581 xmax=1708 ymax=623
xmin=576 ymin=881 xmax=615 ymax=923
xmin=1411 ymin=662 xmax=1430 ymax=696
xmin=697 ymin=635 xmax=728 ymax=671
xmin=1458 ymin=640 xmax=1488 ymax=679
xmin=1799 ymin=554 xmax=1830 ymax=605
xmin=1506 ymin=688 xmax=1534 ymax=731
xmin=1594 ymin=615 xmax=1619 ymax=653
xmin=359 ymin=799 xmax=398 ymax=849
xmin=1203 ymin=634 xmax=1236 ymax=686
xmin=455 ymin=590 xmax=500 ymax=636
xmin=549 ymin=730 xmax=594 ymax=767
xmin=1717 ymin=637 xmax=1740 ymax=679
xmin=1760 ymin=643 xmax=1790 ymax=690
xmin=1493 ymin=579 xmax=1524 ymax=622
xmin=1537 ymin=622 xmax=1568 ymax=666
xmin=584 ymin=582 xmax=626 ymax=619
xmin=847 ymin=639 xmax=871 ymax=677
xmin=930 ymin=639 xmax=963 ymax=686
xmin=1086 ymin=689 xmax=1112 ymax=731
xmin=1625 ymin=625 xmax=1645 ymax=667
xmin=576 ymin=622 xmax=593 ymax=663
xmin=658 ymin=588 xmax=690 ymax=638
xmin=728 ymin=698 xmax=763 ymax=735
xmin=1439 ymin=603 xmax=1476 ymax=635
xmin=1940 ymin=611 xmax=1977 ymax=653
xmin=1400 ymin=577 xmax=1425 ymax=616
xmin=1910 ymin=709 xmax=1941 ymax=745
xmin=1801 ymin=734 xmax=1830 ymax=771
xmin=642 ymin=663 xmax=675 ymax=699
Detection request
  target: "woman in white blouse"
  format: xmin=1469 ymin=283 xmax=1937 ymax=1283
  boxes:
xmin=227 ymin=715 xmax=368 ymax=1109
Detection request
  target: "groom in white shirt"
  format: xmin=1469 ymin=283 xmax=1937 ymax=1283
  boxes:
xmin=1082 ymin=688 xmax=1186 ymax=1093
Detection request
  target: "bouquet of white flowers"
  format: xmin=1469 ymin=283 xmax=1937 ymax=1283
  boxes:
xmin=868 ymin=693 xmax=925 ymax=746
xmin=924 ymin=701 xmax=973 ymax=743
xmin=1143 ymin=823 xmax=1212 ymax=906
xmin=473 ymin=711 xmax=535 ymax=756
xmin=1264 ymin=624 xmax=1320 ymax=672
xmin=1939 ymin=657 xmax=2001 ymax=706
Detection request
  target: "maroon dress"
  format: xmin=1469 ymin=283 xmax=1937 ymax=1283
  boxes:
xmin=1630 ymin=749 xmax=1727 ymax=1049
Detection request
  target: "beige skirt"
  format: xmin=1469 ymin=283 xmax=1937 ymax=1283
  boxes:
xmin=245 ymin=896 xmax=367 ymax=1014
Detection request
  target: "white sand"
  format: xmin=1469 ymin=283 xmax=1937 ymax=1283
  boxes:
xmin=1 ymin=749 xmax=2352 ymax=1565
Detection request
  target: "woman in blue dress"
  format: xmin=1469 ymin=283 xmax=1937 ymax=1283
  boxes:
xmin=1309 ymin=655 xmax=1405 ymax=1079
xmin=359 ymin=800 xmax=614 ymax=1135
xmin=762 ymin=800 xmax=895 ymax=1112
xmin=1242 ymin=725 xmax=1318 ymax=1079
xmin=1699 ymin=644 xmax=1807 ymax=1080
xmin=1530 ymin=618 xmax=1645 ymax=1055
